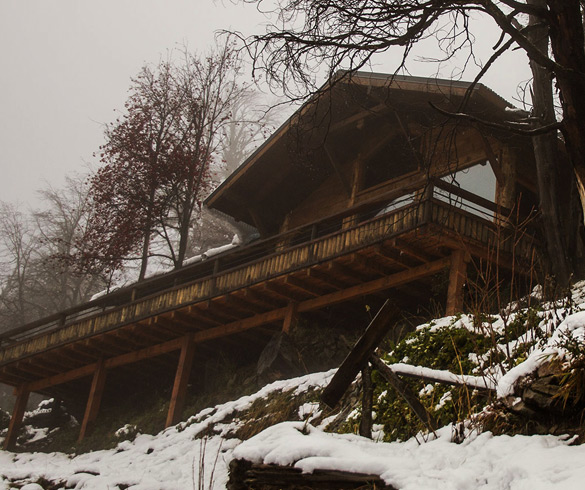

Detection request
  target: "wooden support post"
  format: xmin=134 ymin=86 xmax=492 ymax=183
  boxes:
xmin=282 ymin=302 xmax=299 ymax=335
xmin=446 ymin=249 xmax=468 ymax=316
xmin=166 ymin=334 xmax=195 ymax=428
xmin=359 ymin=364 xmax=373 ymax=439
xmin=3 ymin=386 xmax=29 ymax=450
xmin=78 ymin=358 xmax=107 ymax=442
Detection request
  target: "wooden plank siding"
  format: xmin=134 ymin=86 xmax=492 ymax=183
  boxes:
xmin=0 ymin=197 xmax=536 ymax=368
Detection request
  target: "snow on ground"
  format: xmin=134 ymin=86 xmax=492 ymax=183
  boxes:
xmin=234 ymin=422 xmax=585 ymax=490
xmin=4 ymin=283 xmax=585 ymax=489
xmin=0 ymin=371 xmax=335 ymax=490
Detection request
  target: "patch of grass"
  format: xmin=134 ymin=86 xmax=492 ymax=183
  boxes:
xmin=233 ymin=388 xmax=319 ymax=441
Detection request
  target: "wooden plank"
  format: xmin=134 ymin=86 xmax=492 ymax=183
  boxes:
xmin=105 ymin=337 xmax=183 ymax=370
xmin=191 ymin=258 xmax=450 ymax=346
xmin=284 ymin=275 xmax=326 ymax=296
xmin=192 ymin=308 xmax=288 ymax=343
xmin=321 ymin=300 xmax=400 ymax=408
xmin=166 ymin=334 xmax=196 ymax=427
xmin=25 ymin=337 xmax=184 ymax=393
xmin=3 ymin=386 xmax=29 ymax=450
xmin=300 ymin=257 xmax=450 ymax=313
xmin=25 ymin=362 xmax=98 ymax=393
xmin=370 ymin=354 xmax=437 ymax=431
xmin=78 ymin=358 xmax=107 ymax=441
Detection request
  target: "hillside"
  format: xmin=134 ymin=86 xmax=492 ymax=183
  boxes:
xmin=2 ymin=282 xmax=585 ymax=489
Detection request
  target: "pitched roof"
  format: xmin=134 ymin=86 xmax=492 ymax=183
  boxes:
xmin=205 ymin=72 xmax=513 ymax=233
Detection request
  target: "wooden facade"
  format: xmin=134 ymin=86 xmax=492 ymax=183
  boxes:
xmin=0 ymin=73 xmax=540 ymax=449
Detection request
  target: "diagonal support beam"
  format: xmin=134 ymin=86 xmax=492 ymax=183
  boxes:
xmin=321 ymin=300 xmax=400 ymax=409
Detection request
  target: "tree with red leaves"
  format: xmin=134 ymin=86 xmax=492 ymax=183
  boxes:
xmin=82 ymin=43 xmax=244 ymax=280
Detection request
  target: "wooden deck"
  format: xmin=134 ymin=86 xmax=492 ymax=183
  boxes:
xmin=0 ymin=187 xmax=533 ymax=368
xmin=0 ymin=180 xmax=538 ymax=449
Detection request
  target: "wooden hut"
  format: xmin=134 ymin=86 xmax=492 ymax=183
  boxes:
xmin=0 ymin=72 xmax=539 ymax=449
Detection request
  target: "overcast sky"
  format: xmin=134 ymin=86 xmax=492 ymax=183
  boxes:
xmin=0 ymin=1 xmax=532 ymax=209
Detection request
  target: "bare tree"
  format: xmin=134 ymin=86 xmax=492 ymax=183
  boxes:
xmin=236 ymin=0 xmax=585 ymax=284
xmin=220 ymin=89 xmax=281 ymax=179
xmin=0 ymin=177 xmax=109 ymax=332
xmin=159 ymin=42 xmax=247 ymax=268
xmin=0 ymin=203 xmax=38 ymax=329
xmin=84 ymin=42 xmax=248 ymax=279
xmin=34 ymin=175 xmax=109 ymax=312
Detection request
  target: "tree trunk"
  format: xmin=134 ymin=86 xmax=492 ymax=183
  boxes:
xmin=545 ymin=0 xmax=585 ymax=269
xmin=527 ymin=0 xmax=576 ymax=286
xmin=138 ymin=187 xmax=156 ymax=281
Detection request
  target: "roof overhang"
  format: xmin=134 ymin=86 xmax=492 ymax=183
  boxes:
xmin=205 ymin=72 xmax=515 ymax=234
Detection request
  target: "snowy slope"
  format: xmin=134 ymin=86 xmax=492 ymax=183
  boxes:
xmin=3 ymin=283 xmax=585 ymax=489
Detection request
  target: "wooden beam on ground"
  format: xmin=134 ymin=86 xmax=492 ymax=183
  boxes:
xmin=446 ymin=249 xmax=468 ymax=316
xmin=359 ymin=364 xmax=373 ymax=439
xmin=78 ymin=358 xmax=107 ymax=442
xmin=282 ymin=302 xmax=299 ymax=334
xmin=166 ymin=334 xmax=196 ymax=427
xmin=3 ymin=386 xmax=29 ymax=450
xmin=321 ymin=300 xmax=400 ymax=408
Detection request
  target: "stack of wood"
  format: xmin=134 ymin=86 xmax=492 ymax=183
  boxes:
xmin=227 ymin=459 xmax=396 ymax=490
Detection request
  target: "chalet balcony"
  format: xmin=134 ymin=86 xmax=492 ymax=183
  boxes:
xmin=0 ymin=179 xmax=537 ymax=375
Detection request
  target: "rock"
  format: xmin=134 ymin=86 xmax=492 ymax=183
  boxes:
xmin=256 ymin=332 xmax=303 ymax=383
xmin=522 ymin=376 xmax=566 ymax=414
